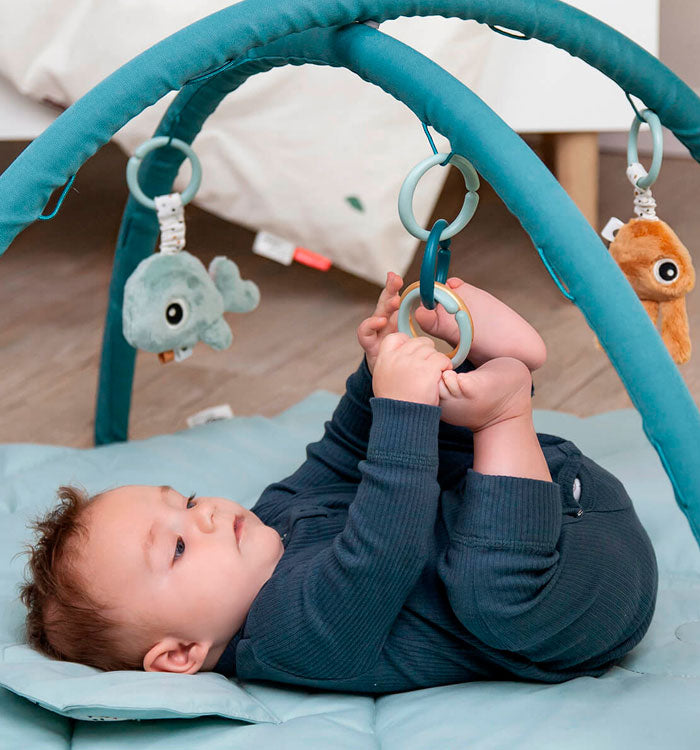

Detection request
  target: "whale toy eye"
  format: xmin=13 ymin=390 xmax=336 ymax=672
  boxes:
xmin=653 ymin=258 xmax=679 ymax=285
xmin=165 ymin=298 xmax=189 ymax=328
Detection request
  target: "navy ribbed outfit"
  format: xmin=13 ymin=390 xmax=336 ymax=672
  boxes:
xmin=213 ymin=358 xmax=658 ymax=694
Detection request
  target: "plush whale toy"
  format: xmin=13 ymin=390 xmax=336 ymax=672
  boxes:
xmin=123 ymin=251 xmax=260 ymax=361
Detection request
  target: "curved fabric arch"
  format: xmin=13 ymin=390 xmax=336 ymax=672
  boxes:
xmin=0 ymin=2 xmax=698 ymax=545
xmin=0 ymin=0 xmax=698 ymax=253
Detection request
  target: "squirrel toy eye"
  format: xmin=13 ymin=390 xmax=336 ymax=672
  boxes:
xmin=165 ymin=298 xmax=188 ymax=327
xmin=653 ymin=259 xmax=679 ymax=285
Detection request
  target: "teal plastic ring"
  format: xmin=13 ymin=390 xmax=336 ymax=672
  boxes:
xmin=397 ymin=281 xmax=473 ymax=368
xmin=627 ymin=109 xmax=663 ymax=190
xmin=126 ymin=136 xmax=202 ymax=210
xmin=398 ymin=152 xmax=480 ymax=242
xmin=420 ymin=218 xmax=449 ymax=310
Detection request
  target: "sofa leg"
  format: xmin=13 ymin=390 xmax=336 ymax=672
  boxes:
xmin=541 ymin=132 xmax=599 ymax=231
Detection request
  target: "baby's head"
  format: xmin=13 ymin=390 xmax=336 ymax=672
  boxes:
xmin=20 ymin=484 xmax=284 ymax=673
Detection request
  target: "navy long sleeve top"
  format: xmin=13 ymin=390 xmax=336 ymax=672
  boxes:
xmin=213 ymin=359 xmax=658 ymax=694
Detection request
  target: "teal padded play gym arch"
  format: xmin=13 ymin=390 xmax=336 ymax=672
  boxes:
xmin=0 ymin=0 xmax=698 ymax=555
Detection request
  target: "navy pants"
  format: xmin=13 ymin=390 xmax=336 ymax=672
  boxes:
xmin=433 ymin=416 xmax=659 ymax=682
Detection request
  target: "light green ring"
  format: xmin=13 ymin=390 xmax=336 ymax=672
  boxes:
xmin=397 ymin=284 xmax=473 ymax=368
xmin=627 ymin=109 xmax=663 ymax=190
xmin=126 ymin=136 xmax=202 ymax=209
xmin=398 ymin=152 xmax=480 ymax=241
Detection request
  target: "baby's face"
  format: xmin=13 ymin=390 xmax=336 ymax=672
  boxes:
xmin=79 ymin=485 xmax=284 ymax=671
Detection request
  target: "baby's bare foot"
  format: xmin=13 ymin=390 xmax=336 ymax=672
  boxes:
xmin=413 ymin=289 xmax=461 ymax=348
xmin=438 ymin=357 xmax=533 ymax=431
xmin=414 ymin=278 xmax=547 ymax=371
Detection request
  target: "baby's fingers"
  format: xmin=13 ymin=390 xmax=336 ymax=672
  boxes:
xmin=376 ymin=272 xmax=403 ymax=311
xmin=378 ymin=331 xmax=411 ymax=353
xmin=358 ymin=315 xmax=386 ymax=345
xmin=385 ymin=271 xmax=404 ymax=294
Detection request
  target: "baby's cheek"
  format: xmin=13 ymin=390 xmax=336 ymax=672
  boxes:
xmin=261 ymin=524 xmax=285 ymax=562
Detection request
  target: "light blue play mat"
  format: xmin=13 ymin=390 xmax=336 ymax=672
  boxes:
xmin=0 ymin=1 xmax=699 ymax=747
xmin=0 ymin=397 xmax=698 ymax=747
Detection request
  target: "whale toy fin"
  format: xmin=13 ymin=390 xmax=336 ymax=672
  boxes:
xmin=200 ymin=316 xmax=233 ymax=350
xmin=209 ymin=256 xmax=261 ymax=313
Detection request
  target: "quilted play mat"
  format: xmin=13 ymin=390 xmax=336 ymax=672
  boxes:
xmin=1 ymin=1 xmax=699 ymax=747
xmin=0 ymin=397 xmax=698 ymax=746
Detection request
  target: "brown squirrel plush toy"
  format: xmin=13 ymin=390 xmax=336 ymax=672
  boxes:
xmin=608 ymin=217 xmax=695 ymax=364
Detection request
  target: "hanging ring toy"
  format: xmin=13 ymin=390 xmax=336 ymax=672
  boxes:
xmin=398 ymin=281 xmax=474 ymax=368
xmin=398 ymin=152 xmax=479 ymax=241
xmin=627 ymin=109 xmax=663 ymax=190
xmin=419 ymin=218 xmax=451 ymax=309
xmin=397 ymin=151 xmax=480 ymax=367
xmin=126 ymin=136 xmax=203 ymax=209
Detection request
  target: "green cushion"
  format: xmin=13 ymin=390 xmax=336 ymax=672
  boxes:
xmin=0 ymin=644 xmax=278 ymax=723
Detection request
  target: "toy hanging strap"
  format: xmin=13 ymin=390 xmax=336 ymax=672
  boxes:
xmin=154 ymin=193 xmax=186 ymax=254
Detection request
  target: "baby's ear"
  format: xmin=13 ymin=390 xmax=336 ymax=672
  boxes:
xmin=143 ymin=637 xmax=209 ymax=674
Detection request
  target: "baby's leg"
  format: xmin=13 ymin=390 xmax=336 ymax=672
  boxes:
xmin=439 ymin=357 xmax=550 ymax=481
xmin=439 ymin=357 xmax=533 ymax=431
xmin=437 ymin=463 xmax=658 ymax=679
xmin=436 ymin=358 xmax=658 ymax=676
xmin=413 ymin=278 xmax=547 ymax=370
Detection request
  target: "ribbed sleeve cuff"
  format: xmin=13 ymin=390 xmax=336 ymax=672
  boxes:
xmin=357 ymin=355 xmax=373 ymax=390
xmin=342 ymin=356 xmax=373 ymax=403
xmin=327 ymin=356 xmax=374 ymax=432
xmin=457 ymin=469 xmax=562 ymax=548
xmin=367 ymin=398 xmax=441 ymax=466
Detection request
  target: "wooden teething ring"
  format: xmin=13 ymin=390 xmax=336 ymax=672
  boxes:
xmin=397 ymin=281 xmax=474 ymax=367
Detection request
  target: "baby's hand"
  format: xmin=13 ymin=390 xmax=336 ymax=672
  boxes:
xmin=357 ymin=271 xmax=404 ymax=374
xmin=373 ymin=332 xmax=452 ymax=406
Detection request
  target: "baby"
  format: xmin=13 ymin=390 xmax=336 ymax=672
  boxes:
xmin=20 ymin=274 xmax=658 ymax=692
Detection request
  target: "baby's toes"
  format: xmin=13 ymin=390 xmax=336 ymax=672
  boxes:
xmin=438 ymin=378 xmax=452 ymax=401
xmin=418 ymin=305 xmax=460 ymax=346
xmin=413 ymin=306 xmax=439 ymax=335
xmin=441 ymin=369 xmax=461 ymax=397
xmin=453 ymin=371 xmax=481 ymax=399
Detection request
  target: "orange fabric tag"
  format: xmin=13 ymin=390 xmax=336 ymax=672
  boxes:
xmin=293 ymin=246 xmax=332 ymax=271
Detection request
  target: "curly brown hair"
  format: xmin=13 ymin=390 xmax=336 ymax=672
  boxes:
xmin=19 ymin=485 xmax=153 ymax=671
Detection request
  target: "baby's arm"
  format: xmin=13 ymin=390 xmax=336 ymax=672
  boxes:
xmin=258 ymin=358 xmax=375 ymax=506
xmin=245 ymin=337 xmax=450 ymax=679
xmin=256 ymin=289 xmax=440 ymax=513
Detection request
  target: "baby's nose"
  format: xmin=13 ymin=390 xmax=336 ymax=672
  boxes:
xmin=195 ymin=503 xmax=216 ymax=533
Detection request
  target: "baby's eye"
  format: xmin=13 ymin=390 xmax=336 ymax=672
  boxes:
xmin=174 ymin=537 xmax=185 ymax=560
xmin=186 ymin=493 xmax=197 ymax=509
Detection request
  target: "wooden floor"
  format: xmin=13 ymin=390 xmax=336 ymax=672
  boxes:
xmin=1 ymin=139 xmax=699 ymax=448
